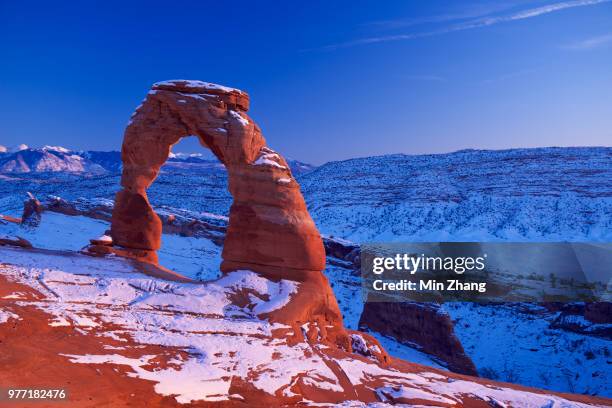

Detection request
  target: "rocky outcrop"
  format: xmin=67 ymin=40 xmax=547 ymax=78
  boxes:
xmin=107 ymin=80 xmax=345 ymax=344
xmin=585 ymin=302 xmax=612 ymax=324
xmin=323 ymin=236 xmax=361 ymax=270
xmin=545 ymin=302 xmax=612 ymax=339
xmin=0 ymin=236 xmax=32 ymax=248
xmin=0 ymin=214 xmax=21 ymax=224
xmin=359 ymin=301 xmax=478 ymax=376
xmin=44 ymin=196 xmax=115 ymax=222
xmin=21 ymin=192 xmax=42 ymax=227
xmin=0 ymin=192 xmax=42 ymax=228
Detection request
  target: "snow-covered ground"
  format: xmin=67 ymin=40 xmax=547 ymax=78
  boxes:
xmin=1 ymin=146 xmax=611 ymax=400
xmin=445 ymin=303 xmax=611 ymax=397
xmin=5 ymin=147 xmax=611 ymax=243
xmin=0 ymin=248 xmax=334 ymax=403
xmin=301 ymin=147 xmax=612 ymax=242
xmin=1 ymin=246 xmax=606 ymax=407
xmin=2 ymin=210 xmax=609 ymax=398
xmin=0 ymin=212 xmax=222 ymax=281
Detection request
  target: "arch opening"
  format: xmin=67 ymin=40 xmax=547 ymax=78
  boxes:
xmin=152 ymin=135 xmax=231 ymax=216
xmin=145 ymin=135 xmax=228 ymax=281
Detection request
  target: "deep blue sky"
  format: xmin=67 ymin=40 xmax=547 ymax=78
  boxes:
xmin=1 ymin=0 xmax=611 ymax=164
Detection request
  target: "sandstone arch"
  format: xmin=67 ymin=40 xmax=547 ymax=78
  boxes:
xmin=110 ymin=80 xmax=347 ymax=343
xmin=110 ymin=80 xmax=326 ymax=280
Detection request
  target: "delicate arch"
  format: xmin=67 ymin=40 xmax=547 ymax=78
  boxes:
xmin=110 ymin=80 xmax=326 ymax=277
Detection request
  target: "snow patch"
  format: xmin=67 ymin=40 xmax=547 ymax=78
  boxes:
xmin=154 ymin=80 xmax=243 ymax=95
xmin=228 ymin=110 xmax=249 ymax=127
xmin=0 ymin=309 xmax=20 ymax=324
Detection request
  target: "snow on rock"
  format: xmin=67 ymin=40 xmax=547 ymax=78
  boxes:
xmin=60 ymin=353 xmax=234 ymax=403
xmin=253 ymin=147 xmax=287 ymax=170
xmin=42 ymin=145 xmax=72 ymax=153
xmin=90 ymin=234 xmax=113 ymax=247
xmin=376 ymin=385 xmax=456 ymax=405
xmin=228 ymin=110 xmax=249 ymax=127
xmin=153 ymin=79 xmax=244 ymax=95
xmin=96 ymin=234 xmax=112 ymax=243
xmin=338 ymin=357 xmax=599 ymax=407
xmin=216 ymin=271 xmax=298 ymax=315
xmin=350 ymin=333 xmax=380 ymax=359
xmin=0 ymin=248 xmax=339 ymax=403
xmin=9 ymin=144 xmax=28 ymax=152
xmin=0 ymin=308 xmax=20 ymax=324
xmin=1 ymin=245 xmax=607 ymax=407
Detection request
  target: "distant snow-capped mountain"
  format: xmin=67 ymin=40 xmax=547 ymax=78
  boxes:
xmin=0 ymin=145 xmax=316 ymax=175
xmin=0 ymin=146 xmax=106 ymax=173
xmin=0 ymin=144 xmax=28 ymax=154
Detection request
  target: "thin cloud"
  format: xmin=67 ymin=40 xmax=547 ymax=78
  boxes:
xmin=320 ymin=0 xmax=611 ymax=50
xmin=563 ymin=33 xmax=612 ymax=49
xmin=365 ymin=14 xmax=479 ymax=30
xmin=508 ymin=0 xmax=607 ymax=19
xmin=364 ymin=1 xmax=531 ymax=30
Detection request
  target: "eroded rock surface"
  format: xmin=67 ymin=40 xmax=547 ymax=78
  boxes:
xmin=359 ymin=301 xmax=478 ymax=376
xmin=111 ymin=80 xmax=324 ymax=275
xmin=109 ymin=80 xmax=342 ymax=341
xmin=21 ymin=192 xmax=43 ymax=227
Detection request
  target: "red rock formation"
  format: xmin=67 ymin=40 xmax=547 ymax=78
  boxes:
xmin=0 ymin=236 xmax=32 ymax=248
xmin=21 ymin=192 xmax=42 ymax=227
xmin=359 ymin=301 xmax=478 ymax=376
xmin=0 ymin=214 xmax=21 ymax=224
xmin=111 ymin=80 xmax=324 ymax=274
xmin=109 ymin=80 xmax=341 ymax=338
xmin=0 ymin=192 xmax=42 ymax=227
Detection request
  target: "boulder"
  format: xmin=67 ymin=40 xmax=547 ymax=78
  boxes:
xmin=90 ymin=234 xmax=113 ymax=246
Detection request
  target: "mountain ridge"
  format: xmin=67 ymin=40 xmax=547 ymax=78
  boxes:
xmin=300 ymin=146 xmax=612 ymax=242
xmin=0 ymin=145 xmax=316 ymax=175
